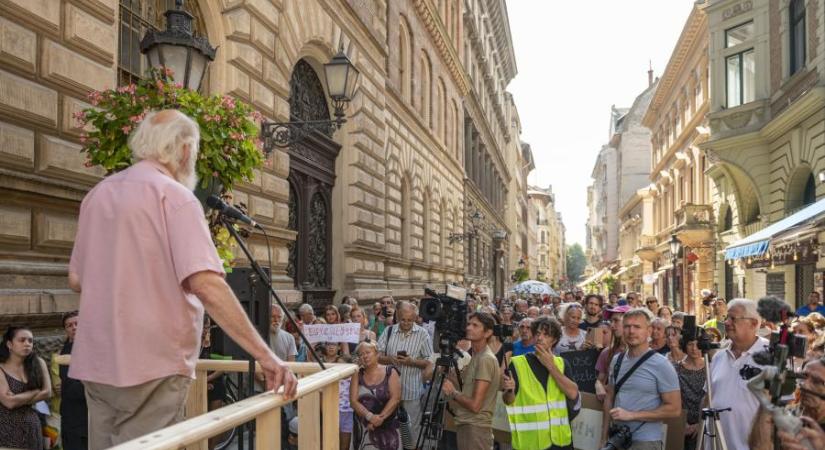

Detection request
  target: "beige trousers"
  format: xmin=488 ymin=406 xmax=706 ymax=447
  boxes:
xmin=456 ymin=424 xmax=494 ymax=450
xmin=83 ymin=375 xmax=192 ymax=450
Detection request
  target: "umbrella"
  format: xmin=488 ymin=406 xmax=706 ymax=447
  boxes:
xmin=511 ymin=280 xmax=558 ymax=297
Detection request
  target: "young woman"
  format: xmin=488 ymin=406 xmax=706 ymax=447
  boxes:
xmin=0 ymin=327 xmax=52 ymax=450
xmin=554 ymin=304 xmax=586 ymax=354
xmin=657 ymin=305 xmax=674 ymax=324
xmin=324 ymin=305 xmax=351 ymax=356
xmin=351 ymin=307 xmax=377 ymax=348
xmin=350 ymin=341 xmax=401 ymax=450
xmin=675 ymin=339 xmax=707 ymax=450
xmin=284 ymin=321 xmax=307 ymax=362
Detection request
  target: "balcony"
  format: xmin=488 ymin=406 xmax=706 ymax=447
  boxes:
xmin=674 ymin=203 xmax=714 ymax=246
xmin=635 ymin=234 xmax=659 ymax=261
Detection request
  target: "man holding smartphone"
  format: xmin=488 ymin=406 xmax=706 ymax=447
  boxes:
xmin=377 ymin=301 xmax=433 ymax=443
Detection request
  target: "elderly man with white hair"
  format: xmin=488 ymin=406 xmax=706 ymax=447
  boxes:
xmin=270 ymin=305 xmax=297 ymax=362
xmin=708 ymin=298 xmax=769 ymax=450
xmin=68 ymin=110 xmax=296 ymax=448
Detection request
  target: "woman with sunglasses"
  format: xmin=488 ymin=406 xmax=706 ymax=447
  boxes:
xmin=554 ymin=303 xmax=586 ymax=354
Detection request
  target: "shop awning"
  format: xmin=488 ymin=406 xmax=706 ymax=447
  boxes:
xmin=725 ymin=198 xmax=825 ymax=260
xmin=577 ymin=268 xmax=608 ymax=287
xmin=614 ymin=262 xmax=640 ymax=278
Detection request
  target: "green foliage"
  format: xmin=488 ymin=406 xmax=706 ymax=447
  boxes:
xmin=566 ymin=243 xmax=587 ymax=282
xmin=75 ymin=67 xmax=264 ymax=271
xmin=513 ymin=267 xmax=529 ymax=283
xmin=602 ymin=274 xmax=617 ymax=293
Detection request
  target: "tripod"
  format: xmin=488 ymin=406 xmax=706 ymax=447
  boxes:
xmin=696 ymin=407 xmax=730 ymax=450
xmin=416 ymin=339 xmax=463 ymax=450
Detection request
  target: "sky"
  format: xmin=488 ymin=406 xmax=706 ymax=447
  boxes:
xmin=507 ymin=0 xmax=696 ymax=248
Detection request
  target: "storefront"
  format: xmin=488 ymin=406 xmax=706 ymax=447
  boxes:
xmin=724 ymin=199 xmax=825 ymax=307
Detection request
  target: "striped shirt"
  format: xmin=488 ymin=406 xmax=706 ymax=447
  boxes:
xmin=377 ymin=323 xmax=433 ymax=400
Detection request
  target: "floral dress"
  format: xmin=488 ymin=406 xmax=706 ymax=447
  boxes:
xmin=355 ymin=366 xmax=400 ymax=450
xmin=0 ymin=367 xmax=43 ymax=450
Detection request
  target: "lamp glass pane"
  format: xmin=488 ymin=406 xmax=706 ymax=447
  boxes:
xmin=324 ymin=62 xmax=347 ymax=97
xmin=145 ymin=47 xmax=160 ymax=72
xmin=160 ymin=44 xmax=189 ymax=82
xmin=187 ymin=52 xmax=207 ymax=91
xmin=344 ymin=65 xmax=360 ymax=100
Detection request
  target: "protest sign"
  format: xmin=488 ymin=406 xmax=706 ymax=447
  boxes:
xmin=561 ymin=348 xmax=600 ymax=394
xmin=303 ymin=323 xmax=361 ymax=344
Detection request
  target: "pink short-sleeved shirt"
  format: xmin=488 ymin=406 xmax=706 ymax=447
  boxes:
xmin=68 ymin=160 xmax=224 ymax=387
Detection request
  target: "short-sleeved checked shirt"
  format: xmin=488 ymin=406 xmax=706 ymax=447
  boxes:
xmin=377 ymin=323 xmax=433 ymax=400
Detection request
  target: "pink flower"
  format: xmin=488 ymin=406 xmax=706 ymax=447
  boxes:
xmin=121 ymin=125 xmax=132 ymax=134
xmin=156 ymin=80 xmax=165 ymax=91
xmin=221 ymin=95 xmax=236 ymax=109
xmin=212 ymin=171 xmax=219 ymax=177
xmin=79 ymin=134 xmax=87 ymax=143
xmin=129 ymin=114 xmax=145 ymax=123
xmin=84 ymin=161 xmax=93 ymax=168
xmin=173 ymin=82 xmax=183 ymax=89
xmin=163 ymin=67 xmax=174 ymax=77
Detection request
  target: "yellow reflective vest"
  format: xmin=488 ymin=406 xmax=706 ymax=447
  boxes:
xmin=506 ymin=354 xmax=572 ymax=450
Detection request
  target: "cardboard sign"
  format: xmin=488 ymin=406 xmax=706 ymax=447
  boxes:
xmin=303 ymin=323 xmax=361 ymax=344
xmin=561 ymin=349 xmax=601 ymax=394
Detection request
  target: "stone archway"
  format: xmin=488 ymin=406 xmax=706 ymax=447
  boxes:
xmin=286 ymin=59 xmax=341 ymax=309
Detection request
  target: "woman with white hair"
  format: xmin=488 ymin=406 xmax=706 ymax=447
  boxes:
xmin=553 ymin=303 xmax=586 ymax=354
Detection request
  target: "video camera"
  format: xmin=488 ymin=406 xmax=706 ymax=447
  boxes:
xmin=681 ymin=315 xmax=721 ymax=352
xmin=419 ymin=285 xmax=468 ymax=347
xmin=493 ymin=324 xmax=514 ymax=340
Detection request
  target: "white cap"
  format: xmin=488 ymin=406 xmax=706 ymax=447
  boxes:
xmin=701 ymin=289 xmax=712 ymax=298
xmin=289 ymin=417 xmax=299 ymax=435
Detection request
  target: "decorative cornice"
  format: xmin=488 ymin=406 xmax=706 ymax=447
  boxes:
xmin=413 ymin=0 xmax=471 ymax=96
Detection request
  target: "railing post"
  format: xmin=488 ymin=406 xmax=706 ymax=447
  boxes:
xmin=255 ymin=406 xmax=281 ymax=450
xmin=297 ymin=392 xmax=320 ymax=448
xmin=321 ymin=382 xmax=340 ymax=450
xmin=184 ymin=369 xmax=208 ymax=450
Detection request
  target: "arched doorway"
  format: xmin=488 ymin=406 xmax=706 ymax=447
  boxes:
xmin=286 ymin=59 xmax=341 ymax=309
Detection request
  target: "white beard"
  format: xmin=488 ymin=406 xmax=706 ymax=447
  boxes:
xmin=176 ymin=151 xmax=198 ymax=191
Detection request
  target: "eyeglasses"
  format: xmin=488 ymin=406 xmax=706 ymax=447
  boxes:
xmin=724 ymin=315 xmax=755 ymax=323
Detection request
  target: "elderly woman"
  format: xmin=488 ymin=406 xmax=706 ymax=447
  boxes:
xmin=299 ymin=303 xmax=323 ymax=325
xmin=665 ymin=325 xmax=686 ymax=364
xmin=554 ymin=303 xmax=586 ymax=354
xmin=350 ymin=341 xmax=401 ymax=450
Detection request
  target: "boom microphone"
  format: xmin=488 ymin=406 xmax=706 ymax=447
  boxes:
xmin=757 ymin=296 xmax=794 ymax=324
xmin=206 ymin=195 xmax=261 ymax=229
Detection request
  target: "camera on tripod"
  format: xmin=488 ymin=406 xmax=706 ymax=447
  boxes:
xmin=419 ymin=285 xmax=468 ymax=346
xmin=600 ymin=424 xmax=632 ymax=450
xmin=681 ymin=315 xmax=721 ymax=352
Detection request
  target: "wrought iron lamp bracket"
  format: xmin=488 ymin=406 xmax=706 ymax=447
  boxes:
xmin=262 ymin=117 xmax=346 ymax=150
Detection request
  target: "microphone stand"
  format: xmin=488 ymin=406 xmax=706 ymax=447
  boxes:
xmin=218 ymin=215 xmax=326 ymax=371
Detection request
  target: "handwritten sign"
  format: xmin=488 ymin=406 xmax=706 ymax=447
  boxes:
xmin=303 ymin=323 xmax=361 ymax=344
xmin=561 ymin=349 xmax=600 ymax=394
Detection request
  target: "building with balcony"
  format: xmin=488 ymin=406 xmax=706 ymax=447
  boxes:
xmin=641 ymin=2 xmax=712 ymax=312
xmin=528 ymin=186 xmax=566 ymax=285
xmin=702 ymin=0 xmax=825 ymax=305
xmin=504 ymin=130 xmax=535 ymax=288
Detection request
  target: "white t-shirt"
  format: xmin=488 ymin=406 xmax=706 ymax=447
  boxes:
xmin=554 ymin=329 xmax=585 ymax=354
xmin=709 ymin=336 xmax=769 ymax=450
xmin=269 ymin=328 xmax=297 ymax=361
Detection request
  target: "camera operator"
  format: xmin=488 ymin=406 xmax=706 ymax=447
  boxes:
xmin=377 ymin=300 xmax=432 ymax=443
xmin=708 ymin=298 xmax=768 ymax=450
xmin=502 ymin=316 xmax=579 ymax=450
xmin=600 ymin=308 xmax=681 ymax=450
xmin=440 ymin=312 xmax=501 ymax=450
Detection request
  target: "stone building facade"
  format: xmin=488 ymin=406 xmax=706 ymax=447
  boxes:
xmin=0 ymin=0 xmax=532 ymax=340
xmin=460 ymin=0 xmax=516 ymax=299
xmin=641 ymin=3 xmax=712 ymax=313
xmin=503 ymin=101 xmax=534 ymax=285
xmin=527 ymin=186 xmax=566 ymax=285
xmin=702 ymin=0 xmax=825 ymax=305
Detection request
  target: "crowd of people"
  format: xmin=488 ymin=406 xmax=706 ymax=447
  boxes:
xmin=9 ymin=287 xmax=825 ymax=449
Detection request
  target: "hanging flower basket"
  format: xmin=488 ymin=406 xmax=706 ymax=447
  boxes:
xmin=75 ymin=68 xmax=266 ymax=271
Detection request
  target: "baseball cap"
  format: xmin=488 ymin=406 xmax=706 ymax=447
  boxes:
xmin=289 ymin=417 xmax=299 ymax=435
xmin=603 ymin=304 xmax=631 ymax=319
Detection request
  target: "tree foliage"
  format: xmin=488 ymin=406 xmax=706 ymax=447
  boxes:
xmin=566 ymin=243 xmax=587 ymax=283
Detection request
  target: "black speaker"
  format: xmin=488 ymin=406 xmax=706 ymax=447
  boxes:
xmin=211 ymin=267 xmax=271 ymax=360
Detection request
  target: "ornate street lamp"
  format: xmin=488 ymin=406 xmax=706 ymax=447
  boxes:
xmin=140 ymin=0 xmax=216 ymax=91
xmin=262 ymin=45 xmax=360 ymax=152
xmin=448 ymin=210 xmax=483 ymax=244
xmin=669 ymin=234 xmax=681 ymax=308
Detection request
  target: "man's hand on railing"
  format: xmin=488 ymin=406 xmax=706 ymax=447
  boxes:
xmin=260 ymin=354 xmax=298 ymax=398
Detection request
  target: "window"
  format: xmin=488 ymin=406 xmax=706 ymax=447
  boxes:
xmin=726 ymin=49 xmax=755 ymax=107
xmin=789 ymin=0 xmax=806 ymax=75
xmin=541 ymin=231 xmax=546 ymax=244
xmin=118 ymin=0 xmax=206 ymax=86
xmin=725 ymin=21 xmax=754 ymax=48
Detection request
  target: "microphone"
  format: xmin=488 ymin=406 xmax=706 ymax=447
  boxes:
xmin=205 ymin=195 xmax=261 ymax=229
xmin=757 ymin=296 xmax=794 ymax=324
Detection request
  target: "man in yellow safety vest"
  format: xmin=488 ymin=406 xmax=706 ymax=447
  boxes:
xmin=502 ymin=316 xmax=580 ymax=450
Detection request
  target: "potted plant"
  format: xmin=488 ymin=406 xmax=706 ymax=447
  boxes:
xmin=75 ymin=68 xmax=265 ymax=271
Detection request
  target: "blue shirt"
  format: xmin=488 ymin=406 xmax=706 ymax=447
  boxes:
xmin=511 ymin=339 xmax=535 ymax=356
xmin=796 ymin=304 xmax=825 ymax=317
xmin=609 ymin=350 xmax=680 ymax=442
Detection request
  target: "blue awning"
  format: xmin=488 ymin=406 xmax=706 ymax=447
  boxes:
xmin=724 ymin=198 xmax=825 ymax=260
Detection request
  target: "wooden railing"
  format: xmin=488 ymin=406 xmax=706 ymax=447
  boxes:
xmin=54 ymin=355 xmax=357 ymax=450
